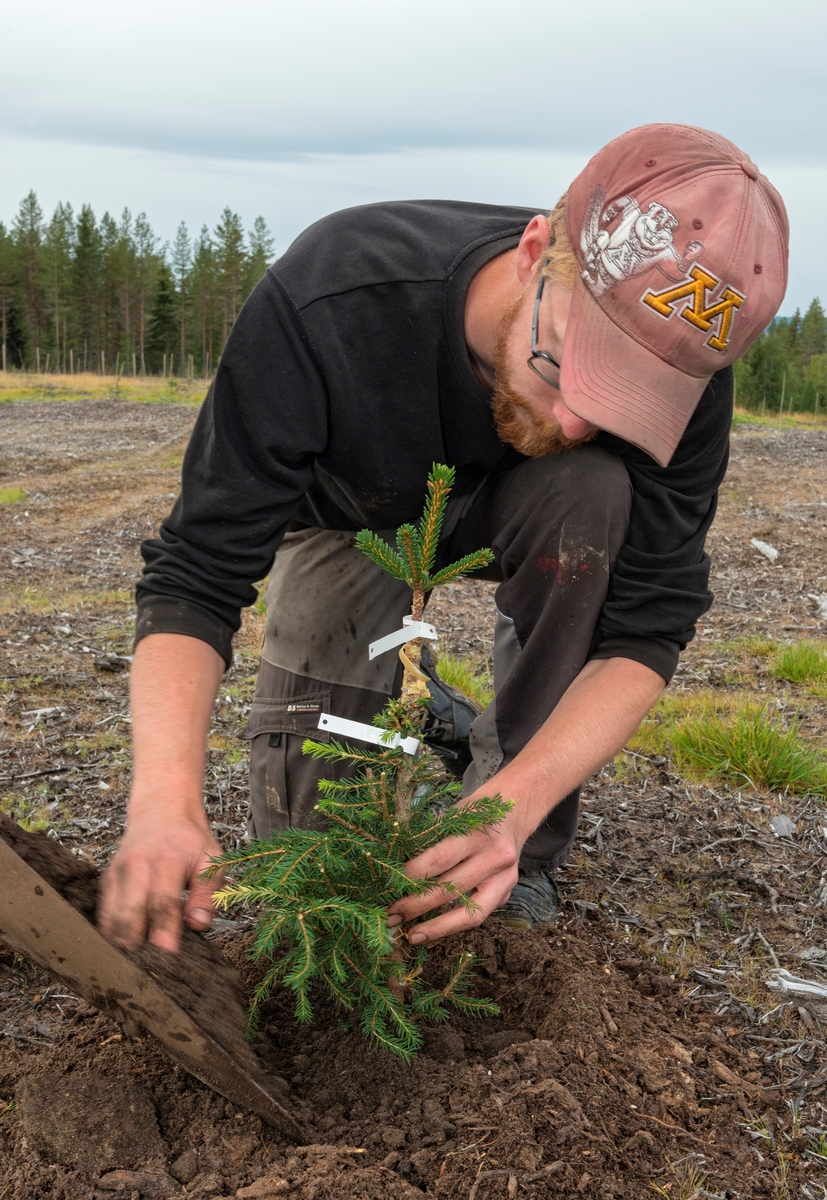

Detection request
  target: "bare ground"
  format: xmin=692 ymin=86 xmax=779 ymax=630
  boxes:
xmin=2 ymin=398 xmax=827 ymax=1199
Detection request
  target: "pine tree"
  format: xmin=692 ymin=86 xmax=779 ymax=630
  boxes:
xmin=246 ymin=215 xmax=275 ymax=293
xmin=73 ymin=204 xmax=102 ymax=373
xmin=145 ymin=260 xmax=178 ymax=374
xmin=117 ymin=210 xmax=136 ymax=374
xmin=190 ymin=226 xmax=217 ymax=377
xmin=133 ymin=213 xmax=158 ymax=375
xmin=100 ymin=212 xmax=121 ymax=371
xmin=800 ymin=298 xmax=827 ymax=365
xmin=172 ymin=222 xmax=192 ymax=375
xmin=214 ymin=207 xmax=246 ymax=351
xmin=42 ymin=202 xmax=74 ymax=372
xmin=12 ymin=191 xmax=45 ymax=365
xmin=213 ymin=465 xmax=509 ymax=1060
xmin=0 ymin=221 xmax=17 ymax=370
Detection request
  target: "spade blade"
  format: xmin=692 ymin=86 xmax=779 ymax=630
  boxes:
xmin=0 ymin=836 xmax=305 ymax=1142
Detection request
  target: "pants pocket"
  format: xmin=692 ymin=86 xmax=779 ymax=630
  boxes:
xmin=241 ymin=691 xmax=331 ymax=836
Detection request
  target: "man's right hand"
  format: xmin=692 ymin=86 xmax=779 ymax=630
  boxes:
xmin=97 ymin=632 xmax=226 ymax=952
xmin=97 ymin=807 xmax=224 ymax=952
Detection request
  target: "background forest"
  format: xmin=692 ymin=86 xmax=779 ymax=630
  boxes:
xmin=1 ymin=190 xmax=826 ymax=408
xmin=0 ymin=192 xmax=275 ymax=378
xmin=734 ymin=297 xmax=827 ymax=415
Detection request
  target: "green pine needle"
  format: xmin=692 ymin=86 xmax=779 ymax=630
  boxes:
xmin=428 ymin=548 xmax=494 ymax=589
xmin=353 ymin=530 xmax=409 ymax=581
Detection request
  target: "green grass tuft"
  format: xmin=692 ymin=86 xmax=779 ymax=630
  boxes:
xmin=672 ymin=705 xmax=827 ymax=795
xmin=628 ymin=690 xmax=827 ymax=796
xmin=435 ymin=653 xmax=494 ymax=709
xmin=0 ymin=485 xmax=27 ymax=504
xmin=771 ymin=640 xmax=827 ymax=689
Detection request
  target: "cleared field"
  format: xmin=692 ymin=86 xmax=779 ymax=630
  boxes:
xmin=1 ymin=398 xmax=827 ymax=1199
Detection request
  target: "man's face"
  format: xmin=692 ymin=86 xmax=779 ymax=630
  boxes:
xmin=491 ymin=276 xmax=598 ymax=458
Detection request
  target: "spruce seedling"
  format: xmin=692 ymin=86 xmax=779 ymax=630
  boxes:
xmin=212 ymin=464 xmax=510 ymax=1060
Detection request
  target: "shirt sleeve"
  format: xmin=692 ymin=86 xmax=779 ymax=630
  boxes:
xmin=135 ymin=273 xmax=328 ymax=667
xmin=589 ymin=366 xmax=733 ymax=684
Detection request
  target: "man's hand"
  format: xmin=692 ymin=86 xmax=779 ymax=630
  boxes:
xmin=98 ymin=809 xmax=223 ymax=952
xmin=97 ymin=632 xmax=225 ymax=952
xmin=388 ymin=656 xmax=665 ymax=944
xmin=387 ymin=799 xmax=532 ymax=944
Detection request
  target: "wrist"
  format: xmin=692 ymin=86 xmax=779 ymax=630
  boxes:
xmin=127 ymin=782 xmax=209 ymax=826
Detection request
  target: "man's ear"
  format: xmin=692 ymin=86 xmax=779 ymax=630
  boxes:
xmin=515 ymin=215 xmax=551 ymax=285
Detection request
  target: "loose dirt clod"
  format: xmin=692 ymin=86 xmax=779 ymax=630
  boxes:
xmin=97 ymin=1168 xmax=181 ymax=1195
xmin=16 ymin=1071 xmax=164 ymax=1173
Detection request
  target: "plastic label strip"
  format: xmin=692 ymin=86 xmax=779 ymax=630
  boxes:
xmin=368 ymin=616 xmax=438 ymax=661
xmin=318 ymin=712 xmax=420 ymax=756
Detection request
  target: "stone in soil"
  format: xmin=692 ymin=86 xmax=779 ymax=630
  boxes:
xmin=16 ymin=1070 xmax=164 ymax=1173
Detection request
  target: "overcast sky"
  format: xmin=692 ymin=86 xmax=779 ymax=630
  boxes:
xmin=2 ymin=0 xmax=825 ymax=314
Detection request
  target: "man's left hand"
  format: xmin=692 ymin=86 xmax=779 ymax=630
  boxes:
xmin=386 ymin=798 xmax=531 ymax=943
xmin=387 ymin=655 xmax=665 ymax=944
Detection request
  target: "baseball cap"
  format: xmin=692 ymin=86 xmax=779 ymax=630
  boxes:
xmin=561 ymin=123 xmax=789 ymax=467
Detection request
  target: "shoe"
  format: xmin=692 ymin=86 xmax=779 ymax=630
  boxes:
xmin=419 ymin=645 xmax=481 ymax=777
xmin=494 ymin=870 xmax=559 ymax=930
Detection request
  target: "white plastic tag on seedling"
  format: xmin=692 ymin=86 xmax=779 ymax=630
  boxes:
xmin=318 ymin=713 xmax=420 ymax=756
xmin=368 ymin=615 xmax=438 ymax=661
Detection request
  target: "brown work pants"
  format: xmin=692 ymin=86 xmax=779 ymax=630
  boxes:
xmin=243 ymin=445 xmax=632 ymax=871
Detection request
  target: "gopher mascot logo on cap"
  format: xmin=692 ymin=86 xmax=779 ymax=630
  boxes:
xmin=580 ymin=185 xmax=704 ymax=298
xmin=580 ymin=184 xmax=745 ymax=354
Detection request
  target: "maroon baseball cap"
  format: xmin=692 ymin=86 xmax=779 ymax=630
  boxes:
xmin=561 ymin=123 xmax=789 ymax=466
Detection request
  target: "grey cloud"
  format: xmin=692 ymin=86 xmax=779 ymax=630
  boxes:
xmin=1 ymin=0 xmax=826 ymax=163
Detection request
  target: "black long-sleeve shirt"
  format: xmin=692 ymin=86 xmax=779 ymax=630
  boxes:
xmin=136 ymin=200 xmax=731 ymax=683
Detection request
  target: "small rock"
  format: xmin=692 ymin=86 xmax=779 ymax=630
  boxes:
xmin=16 ymin=1071 xmax=164 ymax=1173
xmin=170 ymin=1151 xmax=200 ymax=1184
xmin=479 ymin=1030 xmax=533 ymax=1055
xmin=98 ymin=1170 xmax=181 ymax=1196
xmin=94 ymin=653 xmax=131 ymax=672
xmin=750 ymin=538 xmax=779 ymax=563
xmin=382 ymin=1151 xmax=401 ymax=1170
xmin=235 ymin=1176 xmax=292 ymax=1198
xmin=381 ymin=1126 xmax=407 ymax=1150
xmin=770 ymin=814 xmax=797 ymax=839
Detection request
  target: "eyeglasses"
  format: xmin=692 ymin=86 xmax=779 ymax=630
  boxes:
xmin=527 ymin=272 xmax=561 ymax=390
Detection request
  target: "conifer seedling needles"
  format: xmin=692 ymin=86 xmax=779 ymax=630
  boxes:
xmin=210 ymin=465 xmax=511 ymax=1060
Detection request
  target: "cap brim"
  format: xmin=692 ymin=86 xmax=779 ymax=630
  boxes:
xmin=560 ymin=274 xmax=709 ymax=468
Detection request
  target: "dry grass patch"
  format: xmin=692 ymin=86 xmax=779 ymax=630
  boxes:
xmin=0 ymin=371 xmax=204 ymax=406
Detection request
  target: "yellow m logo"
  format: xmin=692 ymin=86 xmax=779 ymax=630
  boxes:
xmin=642 ymin=266 xmax=745 ymax=352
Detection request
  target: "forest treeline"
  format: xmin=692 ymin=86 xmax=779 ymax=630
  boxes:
xmin=2 ymin=188 xmax=826 ymax=407
xmin=0 ymin=191 xmax=275 ymax=377
xmin=731 ymin=298 xmax=826 ymax=415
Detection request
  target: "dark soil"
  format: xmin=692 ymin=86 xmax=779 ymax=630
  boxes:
xmin=2 ymin=401 xmax=827 ymax=1198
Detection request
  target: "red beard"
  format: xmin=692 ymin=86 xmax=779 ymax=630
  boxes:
xmin=490 ymin=290 xmax=597 ymax=458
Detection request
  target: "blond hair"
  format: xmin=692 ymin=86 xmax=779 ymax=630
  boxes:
xmin=540 ymin=194 xmax=577 ymax=289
